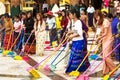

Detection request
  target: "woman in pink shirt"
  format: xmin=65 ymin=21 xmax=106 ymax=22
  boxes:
xmin=13 ymin=15 xmax=22 ymax=51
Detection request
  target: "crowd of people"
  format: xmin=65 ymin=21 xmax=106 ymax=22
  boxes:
xmin=0 ymin=0 xmax=120 ymax=76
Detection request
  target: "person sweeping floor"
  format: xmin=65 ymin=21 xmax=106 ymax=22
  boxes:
xmin=65 ymin=9 xmax=89 ymax=74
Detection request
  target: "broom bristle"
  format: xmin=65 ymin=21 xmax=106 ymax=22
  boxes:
xmin=103 ymin=75 xmax=110 ymax=80
xmin=76 ymin=75 xmax=89 ymax=80
xmin=69 ymin=71 xmax=80 ymax=77
xmin=2 ymin=50 xmax=10 ymax=56
xmin=44 ymin=65 xmax=50 ymax=71
xmin=50 ymin=65 xmax=56 ymax=71
xmin=14 ymin=56 xmax=23 ymax=60
xmin=29 ymin=68 xmax=40 ymax=78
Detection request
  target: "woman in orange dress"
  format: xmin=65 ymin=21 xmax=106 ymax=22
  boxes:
xmin=96 ymin=12 xmax=116 ymax=74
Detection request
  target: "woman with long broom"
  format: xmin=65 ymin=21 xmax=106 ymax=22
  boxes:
xmin=65 ymin=9 xmax=89 ymax=74
xmin=32 ymin=13 xmax=46 ymax=56
xmin=96 ymin=11 xmax=116 ymax=75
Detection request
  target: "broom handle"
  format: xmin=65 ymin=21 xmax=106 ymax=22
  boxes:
xmin=108 ymin=64 xmax=120 ymax=76
xmin=14 ymin=29 xmax=24 ymax=50
xmin=89 ymin=32 xmax=96 ymax=52
xmin=19 ymin=32 xmax=33 ymax=56
xmin=75 ymin=41 xmax=102 ymax=71
xmin=33 ymin=37 xmax=68 ymax=69
xmin=88 ymin=43 xmax=120 ymax=76
xmin=38 ymin=41 xmax=68 ymax=70
xmin=83 ymin=39 xmax=113 ymax=75
xmin=9 ymin=31 xmax=21 ymax=50
xmin=55 ymin=52 xmax=69 ymax=65
xmin=114 ymin=72 xmax=120 ymax=80
xmin=51 ymin=46 xmax=66 ymax=65
xmin=6 ymin=32 xmax=12 ymax=50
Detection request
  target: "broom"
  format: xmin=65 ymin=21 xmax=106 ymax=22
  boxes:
xmin=69 ymin=41 xmax=102 ymax=77
xmin=27 ymin=37 xmax=68 ymax=78
xmin=44 ymin=43 xmax=67 ymax=71
xmin=2 ymin=31 xmax=13 ymax=56
xmin=7 ymin=31 xmax=22 ymax=56
xmin=103 ymin=64 xmax=120 ymax=80
xmin=89 ymin=42 xmax=102 ymax=60
xmin=9 ymin=29 xmax=24 ymax=58
xmin=76 ymin=43 xmax=120 ymax=80
xmin=14 ymin=32 xmax=33 ymax=60
xmin=49 ymin=50 xmax=70 ymax=71
xmin=81 ymin=39 xmax=114 ymax=75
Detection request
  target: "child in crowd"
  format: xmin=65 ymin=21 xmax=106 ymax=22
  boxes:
xmin=13 ymin=15 xmax=23 ymax=51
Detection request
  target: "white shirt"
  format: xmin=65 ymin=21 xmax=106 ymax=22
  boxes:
xmin=87 ymin=7 xmax=95 ymax=13
xmin=42 ymin=3 xmax=48 ymax=10
xmin=46 ymin=17 xmax=56 ymax=29
xmin=72 ymin=20 xmax=84 ymax=41
xmin=14 ymin=21 xmax=22 ymax=32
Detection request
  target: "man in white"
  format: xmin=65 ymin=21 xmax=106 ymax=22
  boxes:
xmin=87 ymin=4 xmax=95 ymax=28
xmin=42 ymin=1 xmax=49 ymax=13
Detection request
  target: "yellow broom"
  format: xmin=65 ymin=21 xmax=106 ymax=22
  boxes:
xmin=27 ymin=36 xmax=68 ymax=78
xmin=103 ymin=64 xmax=120 ymax=80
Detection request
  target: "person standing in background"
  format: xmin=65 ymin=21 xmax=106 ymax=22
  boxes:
xmin=87 ymin=4 xmax=95 ymax=30
xmin=61 ymin=10 xmax=68 ymax=39
xmin=46 ymin=11 xmax=58 ymax=47
xmin=32 ymin=13 xmax=46 ymax=56
xmin=13 ymin=15 xmax=23 ymax=51
xmin=42 ymin=1 xmax=49 ymax=13
xmin=79 ymin=2 xmax=87 ymax=14
xmin=24 ymin=11 xmax=35 ymax=54
xmin=80 ymin=10 xmax=88 ymax=27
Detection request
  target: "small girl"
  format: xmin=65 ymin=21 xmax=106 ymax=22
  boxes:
xmin=13 ymin=15 xmax=22 ymax=51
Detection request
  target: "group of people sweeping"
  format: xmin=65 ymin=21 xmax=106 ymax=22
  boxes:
xmin=0 ymin=7 xmax=120 ymax=79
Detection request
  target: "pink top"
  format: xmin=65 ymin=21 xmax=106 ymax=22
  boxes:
xmin=14 ymin=21 xmax=22 ymax=32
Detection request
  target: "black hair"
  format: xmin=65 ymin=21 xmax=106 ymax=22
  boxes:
xmin=106 ymin=13 xmax=113 ymax=19
xmin=70 ymin=8 xmax=80 ymax=19
xmin=21 ymin=12 xmax=26 ymax=15
xmin=0 ymin=14 xmax=5 ymax=19
xmin=4 ymin=13 xmax=10 ymax=18
xmin=62 ymin=9 xmax=67 ymax=17
xmin=14 ymin=15 xmax=20 ymax=20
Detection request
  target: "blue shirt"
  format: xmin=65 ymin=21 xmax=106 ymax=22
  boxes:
xmin=111 ymin=17 xmax=119 ymax=35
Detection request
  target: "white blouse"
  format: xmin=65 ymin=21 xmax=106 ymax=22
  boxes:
xmin=72 ymin=20 xmax=84 ymax=41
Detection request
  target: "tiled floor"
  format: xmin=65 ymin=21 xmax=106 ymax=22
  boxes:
xmin=0 ymin=31 xmax=119 ymax=80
